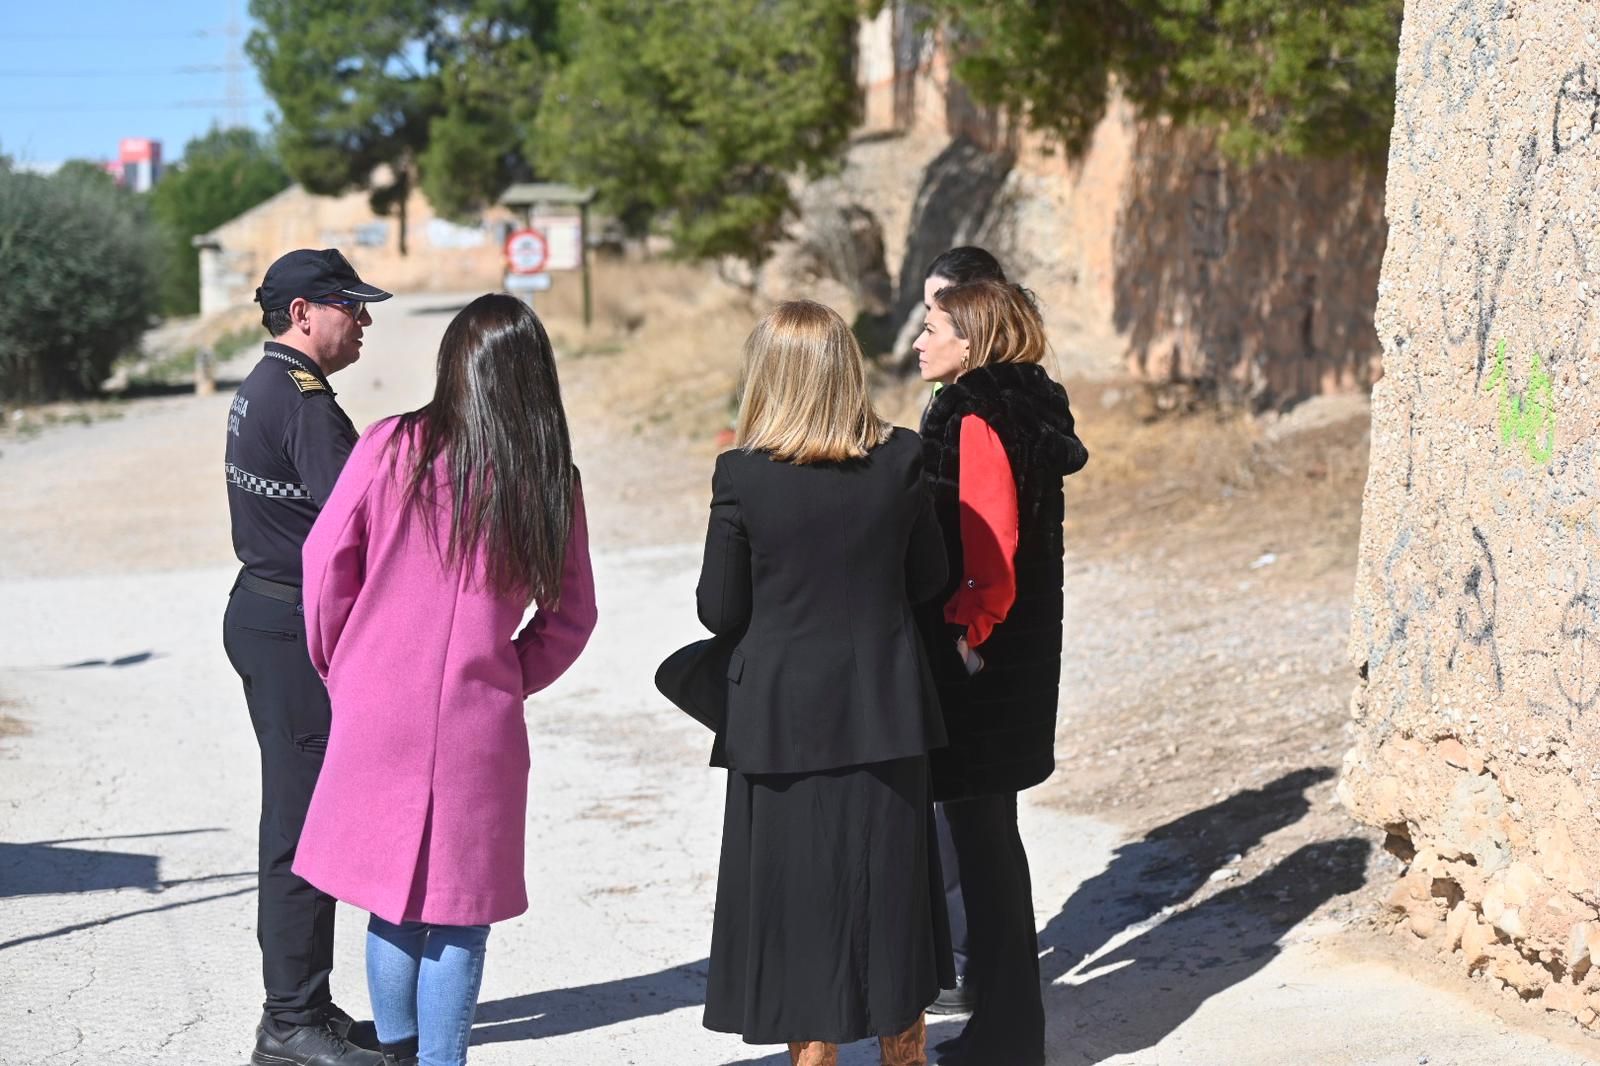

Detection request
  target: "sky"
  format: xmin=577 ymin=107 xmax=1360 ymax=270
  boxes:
xmin=0 ymin=0 xmax=275 ymax=168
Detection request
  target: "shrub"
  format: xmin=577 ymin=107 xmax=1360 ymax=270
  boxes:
xmin=0 ymin=168 xmax=161 ymax=403
xmin=147 ymin=127 xmax=290 ymax=316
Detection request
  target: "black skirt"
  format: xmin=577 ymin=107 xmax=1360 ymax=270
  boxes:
xmin=703 ymin=754 xmax=954 ymax=1045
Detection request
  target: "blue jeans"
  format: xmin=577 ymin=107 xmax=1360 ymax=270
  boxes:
xmin=366 ymin=915 xmax=491 ymax=1066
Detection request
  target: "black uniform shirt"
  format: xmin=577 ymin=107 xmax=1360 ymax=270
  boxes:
xmin=225 ymin=342 xmax=359 ymax=585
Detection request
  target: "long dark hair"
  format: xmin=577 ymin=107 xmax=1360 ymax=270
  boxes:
xmin=393 ymin=293 xmax=574 ymax=607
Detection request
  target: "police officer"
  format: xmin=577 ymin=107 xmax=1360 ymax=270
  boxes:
xmin=222 ymin=249 xmax=392 ymax=1066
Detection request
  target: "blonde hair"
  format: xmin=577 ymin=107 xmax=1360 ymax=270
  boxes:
xmin=935 ymin=280 xmax=1048 ymax=371
xmin=735 ymin=300 xmax=892 ymax=464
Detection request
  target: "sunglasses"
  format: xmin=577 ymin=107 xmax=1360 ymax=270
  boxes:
xmin=313 ymin=297 xmax=366 ymax=320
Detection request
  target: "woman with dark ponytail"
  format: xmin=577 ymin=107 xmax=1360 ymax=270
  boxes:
xmin=917 ymin=247 xmax=1011 ymax=1021
xmin=921 ymin=246 xmax=1008 ymax=312
xmin=294 ymin=293 xmax=599 ymax=1066
xmin=913 ymin=274 xmax=1088 ymax=1066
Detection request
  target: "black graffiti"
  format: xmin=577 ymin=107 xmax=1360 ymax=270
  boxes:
xmin=1447 ymin=525 xmax=1504 ymax=693
xmin=1381 ymin=526 xmax=1421 ymax=650
xmin=1418 ymin=0 xmax=1510 ymax=113
xmin=1555 ymin=590 xmax=1600 ymax=713
xmin=1427 ymin=53 xmax=1600 ymax=379
xmin=1553 ymin=63 xmax=1600 ymax=155
xmin=1433 ymin=131 xmax=1540 ymax=384
xmin=1528 ymin=213 xmax=1595 ymax=368
xmin=1370 ymin=521 xmax=1444 ymax=738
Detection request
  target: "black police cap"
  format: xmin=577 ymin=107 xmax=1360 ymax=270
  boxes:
xmin=254 ymin=248 xmax=394 ymax=310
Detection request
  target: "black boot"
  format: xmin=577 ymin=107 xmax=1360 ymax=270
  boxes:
xmin=322 ymin=1003 xmax=381 ymax=1051
xmin=252 ymin=1017 xmax=384 ymax=1066
xmin=378 ymin=1035 xmax=419 ymax=1066
xmin=928 ymin=975 xmax=976 ymax=1017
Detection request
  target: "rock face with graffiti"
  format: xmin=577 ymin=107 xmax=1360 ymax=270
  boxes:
xmin=1343 ymin=0 xmax=1600 ymax=1026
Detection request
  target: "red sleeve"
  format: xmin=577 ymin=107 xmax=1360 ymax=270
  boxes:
xmin=943 ymin=414 xmax=1018 ymax=648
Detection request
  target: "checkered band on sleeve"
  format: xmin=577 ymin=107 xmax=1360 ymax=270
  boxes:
xmin=226 ymin=462 xmax=312 ymax=500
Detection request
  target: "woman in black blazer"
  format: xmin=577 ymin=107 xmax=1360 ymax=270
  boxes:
xmin=697 ymin=299 xmax=954 ymax=1066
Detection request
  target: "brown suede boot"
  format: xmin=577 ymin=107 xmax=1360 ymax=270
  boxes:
xmin=787 ymin=1040 xmax=841 ymax=1066
xmin=879 ymin=1013 xmax=927 ymax=1066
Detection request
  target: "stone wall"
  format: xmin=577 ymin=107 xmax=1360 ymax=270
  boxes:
xmin=1342 ymin=0 xmax=1600 ymax=1027
xmin=1112 ymin=123 xmax=1387 ymax=402
xmin=791 ymin=4 xmax=1387 ymax=403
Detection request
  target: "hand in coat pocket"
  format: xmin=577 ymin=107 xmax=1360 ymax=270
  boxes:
xmin=955 ymin=635 xmax=984 ymax=676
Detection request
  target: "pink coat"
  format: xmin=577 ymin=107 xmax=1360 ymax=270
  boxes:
xmin=293 ymin=416 xmax=597 ymax=926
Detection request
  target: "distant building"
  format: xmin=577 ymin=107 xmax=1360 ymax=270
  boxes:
xmin=113 ymin=138 xmax=162 ymax=192
xmin=192 ymin=183 xmax=518 ymax=315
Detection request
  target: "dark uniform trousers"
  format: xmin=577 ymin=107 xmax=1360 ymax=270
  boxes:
xmin=223 ymin=577 xmax=336 ymax=1026
xmin=935 ymin=803 xmax=969 ymax=979
xmin=943 ymin=792 xmax=1046 ymax=1065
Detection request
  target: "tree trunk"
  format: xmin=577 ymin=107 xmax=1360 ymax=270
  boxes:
xmin=396 ymin=166 xmax=410 ymax=257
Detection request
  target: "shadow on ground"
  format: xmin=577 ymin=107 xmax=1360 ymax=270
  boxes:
xmin=474 ymin=957 xmax=970 ymax=1064
xmin=59 ymin=651 xmax=161 ymax=670
xmin=469 ymin=771 xmax=1368 ymax=1064
xmin=1038 ymin=766 xmax=1338 ymax=978
xmin=1037 ymin=768 xmax=1371 ymax=1063
xmin=0 ymin=841 xmax=159 ymax=898
xmin=1056 ymin=838 xmax=1370 ymax=1063
xmin=471 ymin=961 xmax=710 ymax=1046
xmin=0 ymin=828 xmax=254 ymax=952
xmin=0 ymin=828 xmax=230 ymax=899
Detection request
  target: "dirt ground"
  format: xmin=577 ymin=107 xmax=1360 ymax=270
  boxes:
xmin=4 ymin=259 xmax=1598 ymax=1060
xmin=526 ymin=262 xmax=1596 ymax=1036
xmin=520 ymin=265 xmax=1600 ymax=1051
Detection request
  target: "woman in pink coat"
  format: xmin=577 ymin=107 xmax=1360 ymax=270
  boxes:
xmin=294 ymin=293 xmax=598 ymax=1066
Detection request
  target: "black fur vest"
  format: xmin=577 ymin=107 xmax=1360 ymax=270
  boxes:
xmin=918 ymin=362 xmax=1088 ymax=800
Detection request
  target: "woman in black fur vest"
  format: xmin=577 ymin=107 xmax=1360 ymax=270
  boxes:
xmin=912 ymin=277 xmax=1088 ymax=1065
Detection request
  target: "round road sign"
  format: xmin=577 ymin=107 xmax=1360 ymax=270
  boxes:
xmin=504 ymin=228 xmax=549 ymax=275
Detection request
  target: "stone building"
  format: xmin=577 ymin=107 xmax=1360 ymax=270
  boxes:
xmin=193 ymin=182 xmax=518 ymax=316
xmin=779 ymin=4 xmax=1390 ymax=404
xmin=1342 ymin=0 xmax=1600 ymax=1027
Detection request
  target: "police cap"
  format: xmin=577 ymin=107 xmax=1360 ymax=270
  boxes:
xmin=254 ymin=248 xmax=394 ymax=310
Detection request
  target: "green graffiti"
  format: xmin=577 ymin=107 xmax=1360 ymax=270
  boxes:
xmin=1483 ymin=339 xmax=1557 ymax=464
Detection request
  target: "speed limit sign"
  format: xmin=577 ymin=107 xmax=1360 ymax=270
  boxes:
xmin=504 ymin=228 xmax=549 ymax=275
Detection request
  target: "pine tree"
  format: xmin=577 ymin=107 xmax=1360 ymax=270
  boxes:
xmin=534 ymin=0 xmax=860 ymax=265
xmin=931 ymin=0 xmax=1404 ymax=163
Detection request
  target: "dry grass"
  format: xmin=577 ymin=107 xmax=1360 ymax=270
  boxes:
xmin=538 ymin=259 xmax=758 ymax=442
xmin=1060 ymin=382 xmax=1371 ymax=583
xmin=528 ymin=256 xmax=1373 ymax=589
xmin=521 ymin=259 xmax=765 ymax=548
xmin=0 ymin=697 xmax=29 ymax=742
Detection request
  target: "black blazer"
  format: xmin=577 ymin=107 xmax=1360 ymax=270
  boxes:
xmin=695 ymin=427 xmax=949 ymax=775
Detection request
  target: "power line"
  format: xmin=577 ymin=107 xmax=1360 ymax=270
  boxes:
xmin=1 ymin=30 xmax=225 ymax=42
xmin=224 ymin=8 xmax=247 ymax=129
xmin=0 ymin=66 xmax=231 ymax=78
xmin=0 ymin=99 xmax=272 ymax=114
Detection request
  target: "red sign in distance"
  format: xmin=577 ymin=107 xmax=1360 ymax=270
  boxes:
xmin=504 ymin=228 xmax=549 ymax=275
